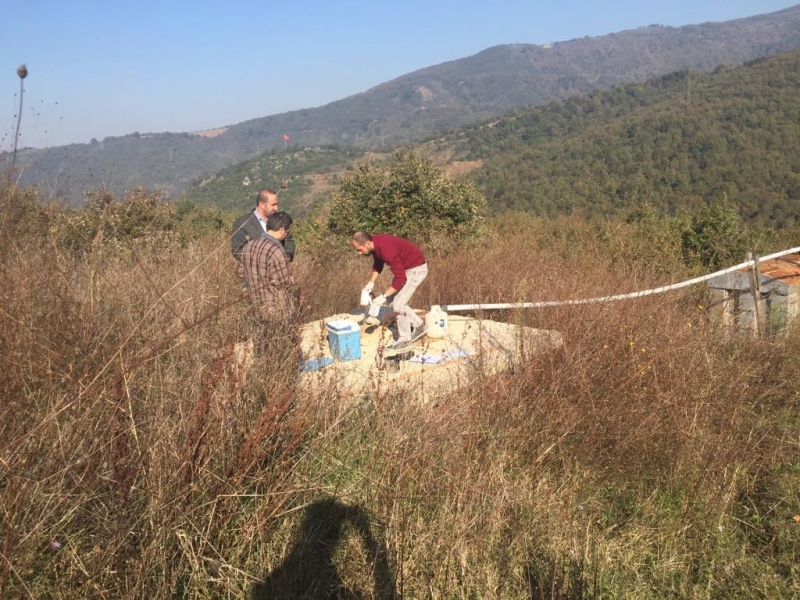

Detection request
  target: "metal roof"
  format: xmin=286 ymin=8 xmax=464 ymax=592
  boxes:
xmin=708 ymin=253 xmax=800 ymax=293
xmin=758 ymin=253 xmax=800 ymax=285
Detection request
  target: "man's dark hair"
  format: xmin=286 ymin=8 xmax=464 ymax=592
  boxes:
xmin=256 ymin=188 xmax=278 ymax=206
xmin=352 ymin=231 xmax=373 ymax=244
xmin=267 ymin=211 xmax=293 ymax=232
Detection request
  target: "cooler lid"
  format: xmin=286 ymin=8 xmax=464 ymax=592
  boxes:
xmin=325 ymin=318 xmax=356 ymax=332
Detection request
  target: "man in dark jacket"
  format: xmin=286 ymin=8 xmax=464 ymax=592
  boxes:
xmin=231 ymin=188 xmax=295 ymax=281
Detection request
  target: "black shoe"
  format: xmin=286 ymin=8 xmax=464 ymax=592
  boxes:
xmin=387 ymin=339 xmax=412 ymax=351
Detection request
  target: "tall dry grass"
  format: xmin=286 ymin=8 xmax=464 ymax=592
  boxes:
xmin=1 ymin=186 xmax=798 ymax=598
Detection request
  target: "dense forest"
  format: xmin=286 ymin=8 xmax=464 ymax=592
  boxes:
xmin=180 ymin=49 xmax=800 ymax=229
xmin=450 ymin=51 xmax=800 ymax=226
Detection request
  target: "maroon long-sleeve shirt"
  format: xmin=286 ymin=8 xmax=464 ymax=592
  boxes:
xmin=371 ymin=234 xmax=426 ymax=291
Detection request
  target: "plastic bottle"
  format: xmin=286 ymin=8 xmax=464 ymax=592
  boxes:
xmin=424 ymin=305 xmax=448 ymax=339
xmin=368 ymin=302 xmax=382 ymax=318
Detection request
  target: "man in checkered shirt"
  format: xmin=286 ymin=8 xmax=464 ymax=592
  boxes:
xmin=241 ymin=211 xmax=297 ymax=352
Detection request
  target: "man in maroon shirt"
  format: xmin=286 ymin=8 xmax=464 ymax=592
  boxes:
xmin=352 ymin=231 xmax=428 ymax=350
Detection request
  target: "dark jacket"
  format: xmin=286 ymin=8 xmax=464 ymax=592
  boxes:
xmin=231 ymin=211 xmax=296 ymax=262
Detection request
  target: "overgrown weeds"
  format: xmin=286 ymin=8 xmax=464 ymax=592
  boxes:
xmin=1 ymin=185 xmax=798 ymax=598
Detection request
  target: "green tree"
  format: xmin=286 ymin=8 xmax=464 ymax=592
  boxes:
xmin=174 ymin=200 xmax=225 ymax=241
xmin=327 ymin=150 xmax=487 ymax=243
xmin=678 ymin=199 xmax=775 ymax=269
xmin=58 ymin=187 xmax=176 ymax=254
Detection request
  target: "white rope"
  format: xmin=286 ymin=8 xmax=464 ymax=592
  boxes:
xmin=441 ymin=246 xmax=800 ymax=312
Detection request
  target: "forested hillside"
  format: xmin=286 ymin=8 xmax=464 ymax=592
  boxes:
xmin=185 ymin=49 xmax=800 ymax=228
xmin=182 ymin=145 xmax=367 ymax=216
xmin=10 ymin=5 xmax=800 ymax=205
xmin=453 ymin=51 xmax=800 ymax=226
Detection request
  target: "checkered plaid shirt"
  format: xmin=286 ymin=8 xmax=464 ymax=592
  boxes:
xmin=241 ymin=236 xmax=295 ymax=322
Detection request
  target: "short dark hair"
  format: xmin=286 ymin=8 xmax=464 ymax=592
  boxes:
xmin=256 ymin=188 xmax=278 ymax=206
xmin=352 ymin=231 xmax=373 ymax=244
xmin=267 ymin=211 xmax=293 ymax=232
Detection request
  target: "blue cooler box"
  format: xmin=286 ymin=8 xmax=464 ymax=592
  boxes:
xmin=325 ymin=319 xmax=361 ymax=361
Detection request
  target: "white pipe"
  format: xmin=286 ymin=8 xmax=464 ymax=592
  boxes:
xmin=441 ymin=246 xmax=800 ymax=313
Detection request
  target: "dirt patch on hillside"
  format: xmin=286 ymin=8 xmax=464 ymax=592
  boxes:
xmin=445 ymin=160 xmax=483 ymax=177
xmin=305 ymin=173 xmax=338 ymax=195
xmin=191 ymin=127 xmax=228 ymax=138
xmin=415 ymin=141 xmax=482 ymax=178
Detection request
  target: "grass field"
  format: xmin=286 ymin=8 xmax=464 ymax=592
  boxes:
xmin=1 ymin=185 xmax=799 ymax=598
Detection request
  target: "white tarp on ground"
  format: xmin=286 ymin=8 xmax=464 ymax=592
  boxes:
xmin=298 ymin=309 xmax=563 ymax=404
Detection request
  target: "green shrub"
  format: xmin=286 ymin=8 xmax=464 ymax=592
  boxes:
xmin=54 ymin=187 xmax=226 ymax=255
xmin=678 ymin=199 xmax=777 ymax=270
xmin=327 ymin=150 xmax=487 ymax=244
xmin=174 ymin=199 xmax=225 ymax=242
xmin=0 ymin=183 xmax=49 ymax=259
xmin=56 ymin=187 xmax=175 ymax=254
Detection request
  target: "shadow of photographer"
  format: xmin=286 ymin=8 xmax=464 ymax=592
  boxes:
xmin=253 ymin=497 xmax=397 ymax=599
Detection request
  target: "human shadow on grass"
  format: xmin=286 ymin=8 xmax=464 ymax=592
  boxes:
xmin=252 ymin=497 xmax=397 ymax=599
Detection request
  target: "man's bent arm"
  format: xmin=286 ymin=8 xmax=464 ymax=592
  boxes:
xmin=231 ymin=214 xmax=250 ymax=260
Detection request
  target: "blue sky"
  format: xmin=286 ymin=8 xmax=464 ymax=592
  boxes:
xmin=1 ymin=1 xmax=796 ymax=149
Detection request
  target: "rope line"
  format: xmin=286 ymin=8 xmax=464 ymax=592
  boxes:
xmin=441 ymin=246 xmax=800 ymax=312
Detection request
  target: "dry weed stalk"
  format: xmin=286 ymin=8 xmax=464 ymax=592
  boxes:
xmin=233 ymin=389 xmax=304 ymax=479
xmin=9 ymin=64 xmax=28 ymax=176
xmin=1 ymin=470 xmax=14 ymax=597
xmin=109 ymin=374 xmax=138 ymax=502
xmin=180 ymin=344 xmax=232 ymax=488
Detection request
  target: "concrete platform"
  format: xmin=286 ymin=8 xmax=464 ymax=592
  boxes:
xmin=297 ymin=308 xmax=563 ymax=404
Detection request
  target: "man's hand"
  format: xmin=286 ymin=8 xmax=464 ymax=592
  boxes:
xmin=359 ymin=289 xmax=372 ymax=307
xmin=372 ymin=294 xmax=387 ymax=307
xmin=360 ymin=282 xmax=375 ymax=306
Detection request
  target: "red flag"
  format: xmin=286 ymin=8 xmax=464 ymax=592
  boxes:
xmin=282 ymin=133 xmax=291 ymax=142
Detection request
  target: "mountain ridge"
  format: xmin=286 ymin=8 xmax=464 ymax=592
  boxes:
xmin=183 ymin=49 xmax=800 ymax=230
xmin=10 ymin=4 xmax=800 ymax=204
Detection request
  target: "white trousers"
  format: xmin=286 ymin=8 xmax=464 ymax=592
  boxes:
xmin=391 ymin=264 xmax=428 ymax=341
